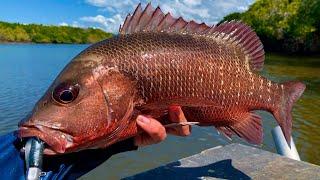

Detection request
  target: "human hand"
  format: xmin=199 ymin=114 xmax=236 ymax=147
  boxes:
xmin=134 ymin=106 xmax=191 ymax=146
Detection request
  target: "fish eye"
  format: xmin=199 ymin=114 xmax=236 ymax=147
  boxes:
xmin=52 ymin=83 xmax=80 ymax=104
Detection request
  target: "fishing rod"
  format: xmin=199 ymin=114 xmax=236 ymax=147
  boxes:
xmin=24 ymin=138 xmax=44 ymax=180
xmin=272 ymin=126 xmax=300 ymax=161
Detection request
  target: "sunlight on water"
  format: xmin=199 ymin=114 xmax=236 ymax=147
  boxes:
xmin=0 ymin=45 xmax=319 ymax=179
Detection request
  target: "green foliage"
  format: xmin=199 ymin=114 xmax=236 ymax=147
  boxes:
xmin=220 ymin=12 xmax=242 ymax=23
xmin=221 ymin=0 xmax=320 ymax=53
xmin=0 ymin=21 xmax=113 ymax=44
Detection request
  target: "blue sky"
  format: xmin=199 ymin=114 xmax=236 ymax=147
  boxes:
xmin=0 ymin=0 xmax=254 ymax=32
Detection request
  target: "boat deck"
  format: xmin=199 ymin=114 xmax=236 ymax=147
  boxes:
xmin=125 ymin=143 xmax=320 ymax=179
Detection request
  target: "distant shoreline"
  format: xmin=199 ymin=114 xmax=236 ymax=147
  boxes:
xmin=0 ymin=21 xmax=112 ymax=44
xmin=1 ymin=42 xmax=319 ymax=57
xmin=0 ymin=41 xmax=92 ymax=45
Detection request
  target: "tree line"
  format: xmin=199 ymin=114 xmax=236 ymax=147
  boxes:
xmin=1 ymin=0 xmax=319 ymax=53
xmin=0 ymin=21 xmax=113 ymax=44
xmin=221 ymin=0 xmax=319 ymax=54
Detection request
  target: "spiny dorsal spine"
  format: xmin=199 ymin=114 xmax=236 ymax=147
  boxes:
xmin=119 ymin=3 xmax=265 ymax=72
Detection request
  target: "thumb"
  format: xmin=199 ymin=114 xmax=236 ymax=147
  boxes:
xmin=135 ymin=115 xmax=167 ymax=146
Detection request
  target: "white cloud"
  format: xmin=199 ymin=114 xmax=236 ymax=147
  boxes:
xmin=81 ymin=15 xmax=108 ymax=25
xmin=237 ymin=5 xmax=249 ymax=11
xmin=71 ymin=21 xmax=83 ymax=28
xmin=83 ymin=0 xmax=254 ymax=32
xmin=155 ymin=0 xmax=210 ymax=22
xmin=85 ymin=0 xmax=107 ymax=7
xmin=85 ymin=0 xmax=136 ymax=9
xmin=59 ymin=22 xmax=68 ymax=26
xmin=183 ymin=0 xmax=202 ymax=6
xmin=80 ymin=14 xmax=123 ymax=32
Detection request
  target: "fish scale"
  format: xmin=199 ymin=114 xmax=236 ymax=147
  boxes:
xmin=85 ymin=32 xmax=273 ymax=126
xmin=83 ymin=29 xmax=300 ymax=145
xmin=18 ymin=3 xmax=305 ymax=154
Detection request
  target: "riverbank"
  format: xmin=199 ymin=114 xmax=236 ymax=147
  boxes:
xmin=1 ymin=42 xmax=318 ymax=58
xmin=0 ymin=41 xmax=93 ymax=45
xmin=0 ymin=21 xmax=112 ymax=44
xmin=221 ymin=0 xmax=320 ymax=54
xmin=265 ymin=53 xmax=320 ymax=66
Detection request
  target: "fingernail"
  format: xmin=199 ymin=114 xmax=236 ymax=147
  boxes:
xmin=137 ymin=115 xmax=150 ymax=124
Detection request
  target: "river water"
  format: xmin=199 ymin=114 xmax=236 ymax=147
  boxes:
xmin=0 ymin=44 xmax=319 ymax=179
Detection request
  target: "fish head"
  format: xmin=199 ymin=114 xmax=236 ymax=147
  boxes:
xmin=18 ymin=54 xmax=136 ymax=155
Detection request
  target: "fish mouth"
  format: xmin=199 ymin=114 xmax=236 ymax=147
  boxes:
xmin=18 ymin=124 xmax=74 ymax=155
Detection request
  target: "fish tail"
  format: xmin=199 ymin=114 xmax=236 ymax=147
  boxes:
xmin=273 ymin=81 xmax=305 ymax=146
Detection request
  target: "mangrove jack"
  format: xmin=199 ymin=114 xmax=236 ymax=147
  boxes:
xmin=18 ymin=3 xmax=306 ymax=154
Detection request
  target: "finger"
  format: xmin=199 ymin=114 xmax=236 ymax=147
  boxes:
xmin=168 ymin=106 xmax=187 ymax=122
xmin=166 ymin=125 xmax=192 ymax=136
xmin=167 ymin=106 xmax=191 ymax=136
xmin=134 ymin=115 xmax=167 ymax=146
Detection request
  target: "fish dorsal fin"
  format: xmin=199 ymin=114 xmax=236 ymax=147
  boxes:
xmin=209 ymin=21 xmax=265 ymax=71
xmin=119 ymin=3 xmax=265 ymax=71
xmin=119 ymin=3 xmax=211 ymax=35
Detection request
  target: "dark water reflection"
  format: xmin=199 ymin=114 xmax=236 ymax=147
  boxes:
xmin=0 ymin=45 xmax=319 ymax=179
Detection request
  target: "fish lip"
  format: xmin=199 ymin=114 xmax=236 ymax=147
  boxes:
xmin=18 ymin=125 xmax=74 ymax=155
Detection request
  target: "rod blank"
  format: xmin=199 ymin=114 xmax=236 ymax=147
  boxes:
xmin=272 ymin=126 xmax=300 ymax=161
xmin=25 ymin=138 xmax=44 ymax=180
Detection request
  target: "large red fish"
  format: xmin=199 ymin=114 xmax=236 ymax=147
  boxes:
xmin=18 ymin=3 xmax=305 ymax=154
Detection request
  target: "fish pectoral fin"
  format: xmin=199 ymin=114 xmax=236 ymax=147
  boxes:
xmin=216 ymin=112 xmax=263 ymax=145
